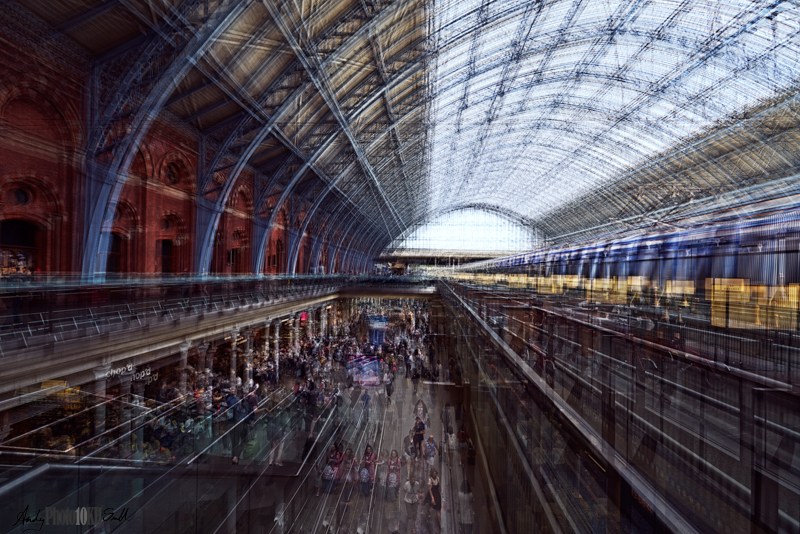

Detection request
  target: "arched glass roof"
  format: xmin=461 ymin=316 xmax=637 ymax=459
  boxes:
xmin=427 ymin=0 xmax=800 ymax=234
xmin=27 ymin=0 xmax=800 ymax=270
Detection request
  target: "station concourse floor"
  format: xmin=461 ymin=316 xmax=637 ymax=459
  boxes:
xmin=284 ymin=369 xmax=490 ymax=534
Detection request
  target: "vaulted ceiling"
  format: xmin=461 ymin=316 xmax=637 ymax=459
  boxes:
xmin=16 ymin=0 xmax=800 ymax=270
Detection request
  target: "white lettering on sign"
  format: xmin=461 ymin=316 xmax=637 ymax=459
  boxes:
xmin=105 ymin=364 xmax=158 ymax=385
xmin=105 ymin=363 xmax=133 ymax=378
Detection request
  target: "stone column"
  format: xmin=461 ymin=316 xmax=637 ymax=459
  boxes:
xmin=320 ymin=305 xmax=327 ymax=337
xmin=179 ymin=341 xmax=192 ymax=395
xmin=93 ymin=364 xmax=111 ymax=438
xmin=230 ymin=327 xmax=240 ymax=387
xmin=293 ymin=313 xmax=301 ymax=348
xmin=307 ymin=309 xmax=314 ymax=340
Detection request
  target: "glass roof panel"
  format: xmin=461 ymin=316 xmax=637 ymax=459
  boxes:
xmin=427 ymin=0 xmax=800 ymax=233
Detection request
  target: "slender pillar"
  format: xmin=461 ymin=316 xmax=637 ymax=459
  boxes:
xmin=244 ymin=349 xmax=254 ymax=389
xmin=244 ymin=330 xmax=254 ymax=388
xmin=119 ymin=374 xmax=132 ymax=460
xmin=307 ymin=309 xmax=314 ymax=340
xmin=273 ymin=321 xmax=280 ymax=355
xmin=93 ymin=365 xmax=111 ymax=438
xmin=179 ymin=341 xmax=192 ymax=394
xmin=196 ymin=342 xmax=210 ymax=388
xmin=320 ymin=305 xmax=327 ymax=337
xmin=293 ymin=313 xmax=301 ymax=348
xmin=195 ymin=342 xmax=211 ymax=411
xmin=230 ymin=327 xmax=240 ymax=387
xmin=272 ymin=320 xmax=280 ymax=382
xmin=132 ymin=380 xmax=145 ymax=463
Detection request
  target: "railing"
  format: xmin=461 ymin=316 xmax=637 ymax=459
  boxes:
xmin=0 ymin=383 xmax=343 ymax=533
xmin=0 ymin=275 xmax=350 ymax=351
xmin=451 ymin=280 xmax=800 ymax=387
xmin=440 ymin=279 xmax=800 ymax=534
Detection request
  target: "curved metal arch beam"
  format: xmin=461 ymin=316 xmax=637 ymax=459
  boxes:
xmin=537 ymin=131 xmax=800 ymax=240
xmin=492 ymin=9 xmax=789 ymax=202
xmin=305 ymin=179 xmax=375 ymax=273
xmin=282 ymin=54 xmax=432 ymax=274
xmin=325 ymin=212 xmax=363 ymax=273
xmin=287 ymin=97 xmax=426 ymax=273
xmin=196 ymin=0 xmax=379 ymax=189
xmin=198 ymin=25 xmax=427 ymax=274
xmin=335 ymin=216 xmax=378 ymax=273
xmin=81 ymin=0 xmax=250 ymax=276
xmin=302 ymin=204 xmax=339 ymax=272
xmin=194 ymin=4 xmax=427 ymax=272
xmin=262 ymin=0 xmax=410 ymax=234
xmin=306 ymin=182 xmax=372 ymax=273
xmin=342 ymin=223 xmax=390 ymax=273
xmin=248 ymin=59 xmax=426 ymax=274
xmin=301 ymin=79 xmax=429 ymax=210
xmin=533 ymin=99 xmax=800 ymax=239
xmin=429 ymin=134 xmax=661 ymax=217
xmin=362 ymin=234 xmax=390 ymax=272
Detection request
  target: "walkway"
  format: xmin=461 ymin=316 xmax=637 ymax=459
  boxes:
xmin=280 ymin=369 xmax=487 ymax=534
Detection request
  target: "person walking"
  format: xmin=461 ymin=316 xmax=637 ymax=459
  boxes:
xmin=423 ymin=434 xmax=437 ymax=479
xmin=412 ymin=417 xmax=426 ymax=458
xmin=413 ymin=399 xmax=429 ymax=427
xmin=444 ymin=426 xmax=456 ymax=468
xmin=457 ymin=480 xmax=475 ymax=534
xmin=402 ymin=429 xmax=416 ymax=478
xmin=360 ymin=388 xmax=371 ymax=426
xmin=403 ymin=474 xmax=421 ymax=534
xmin=363 ymin=444 xmax=378 ymax=483
xmin=426 ymin=468 xmax=442 ymax=526
xmin=387 ymin=450 xmax=402 ymax=501
xmin=457 ymin=425 xmax=470 ymax=466
xmin=384 ymin=370 xmax=394 ymax=403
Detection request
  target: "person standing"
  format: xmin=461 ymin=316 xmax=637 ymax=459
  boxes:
xmin=340 ymin=448 xmax=358 ymax=485
xmin=328 ymin=443 xmax=343 ymax=470
xmin=359 ymin=461 xmax=372 ymax=496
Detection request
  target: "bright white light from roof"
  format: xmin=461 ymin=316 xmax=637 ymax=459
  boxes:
xmin=391 ymin=208 xmax=538 ymax=252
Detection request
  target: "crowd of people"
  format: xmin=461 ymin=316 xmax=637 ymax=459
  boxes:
xmin=295 ymin=303 xmax=476 ymax=534
xmin=15 ymin=297 xmax=477 ymax=533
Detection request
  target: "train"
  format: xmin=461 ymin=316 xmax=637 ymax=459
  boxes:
xmin=446 ymin=204 xmax=800 ymax=331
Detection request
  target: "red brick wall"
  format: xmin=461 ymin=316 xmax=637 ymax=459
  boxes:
xmin=0 ymin=17 xmax=366 ymax=275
